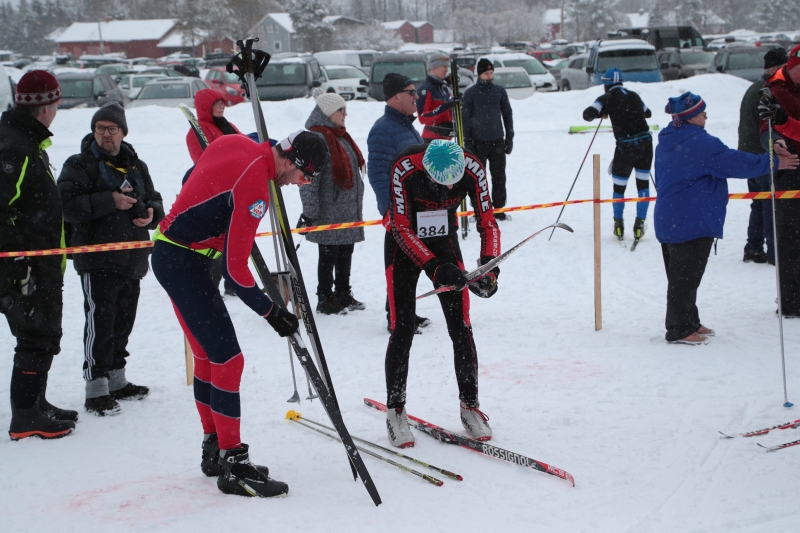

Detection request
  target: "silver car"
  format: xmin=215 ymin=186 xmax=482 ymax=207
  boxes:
xmin=558 ymin=54 xmax=591 ymax=91
xmin=128 ymin=77 xmax=209 ymax=108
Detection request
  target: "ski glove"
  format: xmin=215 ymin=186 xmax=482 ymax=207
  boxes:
xmin=759 ymin=94 xmax=788 ymax=126
xmin=446 ymin=98 xmax=462 ymax=110
xmin=469 ymin=256 xmax=499 ymax=298
xmin=430 ymin=262 xmax=468 ymax=289
xmin=504 ymin=137 xmax=513 ymax=155
xmin=266 ymin=306 xmax=299 ymax=337
xmin=296 ymin=213 xmax=313 ymax=228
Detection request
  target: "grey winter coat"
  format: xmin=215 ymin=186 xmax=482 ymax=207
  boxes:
xmin=299 ymin=106 xmax=365 ymax=246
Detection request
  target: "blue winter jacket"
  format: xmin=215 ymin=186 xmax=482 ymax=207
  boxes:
xmin=654 ymin=123 xmax=776 ymax=244
xmin=367 ymin=106 xmax=423 ymax=216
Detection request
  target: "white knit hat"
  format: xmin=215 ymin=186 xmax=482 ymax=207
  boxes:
xmin=315 ymin=92 xmax=347 ymax=117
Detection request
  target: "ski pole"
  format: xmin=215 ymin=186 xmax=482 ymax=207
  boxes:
xmin=286 ymin=411 xmax=443 ymax=486
xmin=767 ymin=116 xmax=793 ymax=408
xmin=290 ymin=411 xmax=462 ymax=481
xmin=286 ymin=341 xmax=300 ymax=403
xmin=549 ymin=117 xmax=604 ymax=241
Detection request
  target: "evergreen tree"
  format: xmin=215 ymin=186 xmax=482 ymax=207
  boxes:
xmin=756 ymin=0 xmax=800 ymax=31
xmin=566 ymin=0 xmax=620 ymax=41
xmin=676 ymin=0 xmax=705 ymax=30
xmin=286 ymin=0 xmax=333 ymax=53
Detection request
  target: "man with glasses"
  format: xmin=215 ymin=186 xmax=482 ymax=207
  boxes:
xmin=151 ymin=130 xmax=324 ymax=498
xmin=368 ymin=73 xmax=431 ymax=333
xmin=58 ymin=102 xmax=165 ymax=416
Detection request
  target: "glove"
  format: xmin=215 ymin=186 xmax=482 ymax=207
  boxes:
xmin=504 ymin=137 xmax=513 ymax=155
xmin=469 ymin=256 xmax=499 ymax=298
xmin=12 ymin=257 xmax=34 ymax=296
xmin=265 ymin=305 xmax=299 ymax=337
xmin=759 ymin=94 xmax=788 ymax=125
xmin=296 ymin=213 xmax=313 ymax=228
xmin=431 ymin=263 xmax=467 ymax=289
xmin=447 ymin=98 xmax=462 ymax=109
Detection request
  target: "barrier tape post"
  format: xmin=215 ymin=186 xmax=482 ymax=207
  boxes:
xmin=593 ymin=154 xmax=602 ymax=331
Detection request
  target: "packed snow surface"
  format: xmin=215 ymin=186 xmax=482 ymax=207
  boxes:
xmin=3 ymin=74 xmax=799 ymax=532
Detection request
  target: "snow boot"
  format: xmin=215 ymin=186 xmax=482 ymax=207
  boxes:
xmin=494 ymin=212 xmax=511 ymax=221
xmin=613 ymin=218 xmax=624 ymax=239
xmin=743 ymin=248 xmax=767 ymax=263
xmin=217 ymin=444 xmax=288 ymax=498
xmin=9 ymin=407 xmax=75 ymax=441
xmin=335 ymin=287 xmax=366 ymax=311
xmin=633 ymin=217 xmax=646 ymax=239
xmin=110 ymin=383 xmax=150 ymax=401
xmin=415 ymin=315 xmax=430 ymax=329
xmin=38 ymin=372 xmax=78 ymax=422
xmin=316 ymin=292 xmax=347 ymax=315
xmin=85 ymin=395 xmax=122 ymax=416
xmin=386 ymin=407 xmax=415 ymax=448
xmin=668 ymin=333 xmax=708 ymax=345
xmin=460 ymin=402 xmax=492 ymax=441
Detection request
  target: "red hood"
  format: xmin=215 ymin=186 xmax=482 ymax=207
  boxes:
xmin=194 ymin=88 xmax=225 ymax=123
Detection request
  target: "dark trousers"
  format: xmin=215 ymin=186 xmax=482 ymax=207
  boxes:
xmin=317 ymin=243 xmax=353 ymax=295
xmin=384 ymin=232 xmax=478 ymax=408
xmin=745 ymin=174 xmax=775 ymax=260
xmin=661 ymin=237 xmax=713 ymax=341
xmin=80 ymin=271 xmax=140 ymax=381
xmin=473 ymin=139 xmax=507 ymax=208
xmin=775 ymin=167 xmax=800 ymax=315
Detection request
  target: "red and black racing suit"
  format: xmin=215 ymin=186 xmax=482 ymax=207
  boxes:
xmin=151 ymin=134 xmax=276 ymax=450
xmin=384 ymin=145 xmax=500 ymax=409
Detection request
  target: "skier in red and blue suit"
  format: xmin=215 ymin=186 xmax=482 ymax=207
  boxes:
xmin=417 ymin=53 xmax=459 ymax=142
xmin=151 ymin=130 xmax=326 ymax=498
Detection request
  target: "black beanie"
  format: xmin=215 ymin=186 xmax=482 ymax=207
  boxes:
xmin=477 ymin=59 xmax=494 ymax=76
xmin=91 ymin=102 xmax=128 ymax=135
xmin=383 ymin=73 xmax=414 ymax=100
xmin=764 ymin=47 xmax=788 ymax=70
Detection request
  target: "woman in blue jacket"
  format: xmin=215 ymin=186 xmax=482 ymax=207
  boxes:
xmin=654 ymin=92 xmax=798 ymax=345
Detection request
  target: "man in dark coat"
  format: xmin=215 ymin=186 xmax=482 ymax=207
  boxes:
xmin=462 ymin=59 xmax=514 ymax=220
xmin=739 ymin=47 xmax=787 ymax=264
xmin=416 ymin=52 xmax=457 ymax=142
xmin=0 ymin=70 xmax=77 ymax=440
xmin=58 ymin=102 xmax=164 ymax=416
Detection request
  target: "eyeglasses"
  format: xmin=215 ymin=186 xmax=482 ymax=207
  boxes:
xmin=400 ymin=89 xmax=418 ymax=97
xmin=94 ymin=125 xmax=120 ymax=135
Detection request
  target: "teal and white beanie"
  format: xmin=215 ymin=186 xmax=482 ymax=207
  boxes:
xmin=422 ymin=140 xmax=465 ymax=186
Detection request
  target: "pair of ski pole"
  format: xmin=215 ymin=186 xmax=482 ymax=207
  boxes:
xmin=286 ymin=411 xmax=463 ymax=487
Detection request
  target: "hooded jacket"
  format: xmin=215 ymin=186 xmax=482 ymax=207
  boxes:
xmin=654 ymin=123 xmax=776 ymax=244
xmin=461 ymin=79 xmax=513 ymax=143
xmin=299 ymin=106 xmax=364 ymax=246
xmin=416 ymin=74 xmax=454 ymax=140
xmin=186 ymin=88 xmax=241 ymax=163
xmin=58 ymin=134 xmax=164 ymax=279
xmin=763 ymin=67 xmax=800 ymax=152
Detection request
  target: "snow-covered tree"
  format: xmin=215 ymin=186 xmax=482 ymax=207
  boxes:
xmin=286 ymin=0 xmax=334 ymax=53
xmin=565 ymin=0 xmax=620 ymax=41
xmin=675 ymin=0 xmax=706 ymax=30
xmin=333 ymin=22 xmax=403 ymax=51
xmin=756 ymin=0 xmax=800 ymax=31
xmin=649 ymin=0 xmax=666 ymax=26
xmin=176 ymin=0 xmax=233 ymax=48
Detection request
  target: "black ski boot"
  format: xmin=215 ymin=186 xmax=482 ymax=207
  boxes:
xmin=316 ymin=292 xmax=346 ymax=315
xmin=217 ymin=443 xmax=288 ymax=498
xmin=9 ymin=407 xmax=75 ymax=441
xmin=613 ymin=218 xmax=624 ymax=240
xmin=335 ymin=287 xmax=365 ymax=311
xmin=633 ymin=217 xmax=646 ymax=239
xmin=202 ymin=433 xmax=271 ymax=478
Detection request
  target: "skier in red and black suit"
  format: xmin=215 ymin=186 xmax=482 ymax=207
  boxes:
xmin=416 ymin=53 xmax=458 ymax=142
xmin=383 ymin=140 xmax=500 ymax=448
xmin=151 ymin=130 xmax=326 ymax=498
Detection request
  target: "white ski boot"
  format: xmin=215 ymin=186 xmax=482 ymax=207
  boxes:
xmin=386 ymin=407 xmax=415 ymax=448
xmin=460 ymin=402 xmax=492 ymax=441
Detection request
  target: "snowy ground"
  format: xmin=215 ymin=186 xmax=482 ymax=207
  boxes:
xmin=3 ymin=74 xmax=800 ymax=533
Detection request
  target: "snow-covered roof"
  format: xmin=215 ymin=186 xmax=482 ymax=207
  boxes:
xmin=382 ymin=20 xmax=410 ymax=30
xmin=596 ymin=38 xmax=655 ymax=52
xmin=158 ymin=31 xmax=191 ymax=48
xmin=624 ymin=12 xmax=649 ymax=28
xmin=45 ymin=27 xmax=66 ymax=41
xmin=323 ymin=15 xmax=364 ymax=25
xmin=269 ymin=13 xmax=295 ymax=34
xmin=410 ymin=21 xmax=433 ymax=28
xmin=56 ymin=19 xmax=177 ymax=43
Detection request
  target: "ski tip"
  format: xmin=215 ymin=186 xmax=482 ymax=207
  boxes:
xmin=554 ymin=222 xmax=574 ymax=233
xmin=756 ymin=443 xmax=776 ymax=451
xmin=784 ymin=402 xmax=794 ymax=408
xmin=718 ymin=431 xmax=735 ymax=439
xmin=285 ymin=410 xmax=302 ymax=420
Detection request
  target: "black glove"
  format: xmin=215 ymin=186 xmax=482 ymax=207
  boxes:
xmin=266 ymin=306 xmax=299 ymax=337
xmin=759 ymin=94 xmax=788 ymax=126
xmin=296 ymin=213 xmax=313 ymax=228
xmin=446 ymin=98 xmax=462 ymax=109
xmin=469 ymin=256 xmax=499 ymax=298
xmin=431 ymin=263 xmax=467 ymax=289
xmin=504 ymin=137 xmax=513 ymax=155
xmin=11 ymin=257 xmax=34 ymax=296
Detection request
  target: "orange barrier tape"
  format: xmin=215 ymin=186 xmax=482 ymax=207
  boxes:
xmin=2 ymin=190 xmax=797 ymax=258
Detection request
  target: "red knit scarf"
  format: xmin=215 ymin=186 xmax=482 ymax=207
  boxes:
xmin=310 ymin=126 xmax=364 ymax=190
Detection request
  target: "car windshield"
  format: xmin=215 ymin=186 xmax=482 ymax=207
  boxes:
xmin=223 ymin=71 xmax=241 ymax=83
xmin=503 ymin=58 xmax=548 ymax=75
xmin=456 ymin=57 xmax=476 ymax=69
xmin=494 ymin=71 xmax=532 ymax=89
xmin=132 ymin=76 xmax=157 ymax=88
xmin=59 ymin=79 xmax=92 ymax=98
xmin=728 ymin=51 xmax=767 ymax=70
xmin=554 ymin=58 xmax=570 ymax=68
xmin=258 ymin=63 xmax=308 ymax=86
xmin=371 ymin=61 xmax=426 ymax=83
xmin=326 ymin=67 xmax=367 ymax=80
xmin=680 ymin=51 xmax=714 ymax=64
xmin=138 ymin=83 xmax=190 ymax=99
xmin=598 ymin=49 xmax=658 ymax=72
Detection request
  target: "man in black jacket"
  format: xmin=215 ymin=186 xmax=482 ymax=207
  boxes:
xmin=739 ymin=47 xmax=787 ymax=264
xmin=0 ymin=70 xmax=77 ymax=440
xmin=58 ymin=103 xmax=164 ymax=416
xmin=462 ymin=59 xmax=514 ymax=220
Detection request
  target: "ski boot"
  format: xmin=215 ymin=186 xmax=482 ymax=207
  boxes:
xmin=202 ymin=433 xmax=270 ymax=478
xmin=633 ymin=217 xmax=646 ymax=240
xmin=217 ymin=444 xmax=288 ymax=498
xmin=613 ymin=218 xmax=624 ymax=240
xmin=386 ymin=407 xmax=415 ymax=448
xmin=460 ymin=402 xmax=492 ymax=441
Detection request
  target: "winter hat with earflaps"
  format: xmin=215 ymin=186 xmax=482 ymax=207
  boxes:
xmin=665 ymin=92 xmax=705 ymax=127
xmin=315 ymin=92 xmax=347 ymax=117
xmin=279 ymin=130 xmax=327 ymax=181
xmin=15 ymin=70 xmax=61 ymax=107
xmin=423 ymin=140 xmax=465 ymax=186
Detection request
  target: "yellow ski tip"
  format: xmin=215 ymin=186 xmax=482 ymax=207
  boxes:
xmin=285 ymin=410 xmax=302 ymax=420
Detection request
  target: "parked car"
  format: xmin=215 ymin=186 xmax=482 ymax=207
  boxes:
xmin=368 ymin=53 xmax=427 ymax=101
xmin=255 ymin=56 xmax=323 ymax=101
xmin=314 ymin=50 xmax=377 ymax=75
xmin=658 ymin=48 xmax=715 ymax=80
xmin=128 ymin=77 xmax=209 ymax=108
xmin=706 ymin=36 xmax=749 ymax=51
xmin=585 ymin=39 xmax=662 ymax=85
xmin=612 ymin=26 xmax=705 ymax=50
xmin=558 ymin=54 xmax=591 ymax=91
xmin=479 ymin=53 xmax=557 ymax=92
xmin=320 ymin=65 xmax=368 ymax=101
xmin=117 ymin=73 xmax=162 ymax=99
xmin=56 ymin=71 xmax=127 ymax=109
xmin=491 ymin=67 xmax=535 ymax=100
xmin=0 ymin=64 xmax=13 ymax=111
xmin=203 ymin=66 xmax=246 ymax=105
xmin=528 ymin=50 xmax=564 ymax=63
xmin=710 ymin=45 xmax=782 ymax=82
xmin=546 ymin=57 xmax=570 ymax=88
xmin=555 ymin=43 xmax=586 ymax=58
xmin=95 ymin=63 xmax=128 ymax=81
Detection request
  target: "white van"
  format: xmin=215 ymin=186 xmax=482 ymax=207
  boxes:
xmin=0 ymin=64 xmax=14 ymax=111
xmin=314 ymin=50 xmax=377 ymax=73
xmin=479 ymin=53 xmax=558 ymax=92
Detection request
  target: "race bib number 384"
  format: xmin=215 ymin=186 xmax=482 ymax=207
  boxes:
xmin=416 ymin=210 xmax=448 ymax=239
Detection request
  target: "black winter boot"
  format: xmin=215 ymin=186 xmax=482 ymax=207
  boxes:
xmin=743 ymin=248 xmax=767 ymax=263
xmin=9 ymin=407 xmax=75 ymax=441
xmin=217 ymin=444 xmax=288 ymax=498
xmin=38 ymin=374 xmax=78 ymax=422
xmin=335 ymin=287 xmax=365 ymax=311
xmin=85 ymin=395 xmax=122 ymax=416
xmin=316 ymin=292 xmax=347 ymax=315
